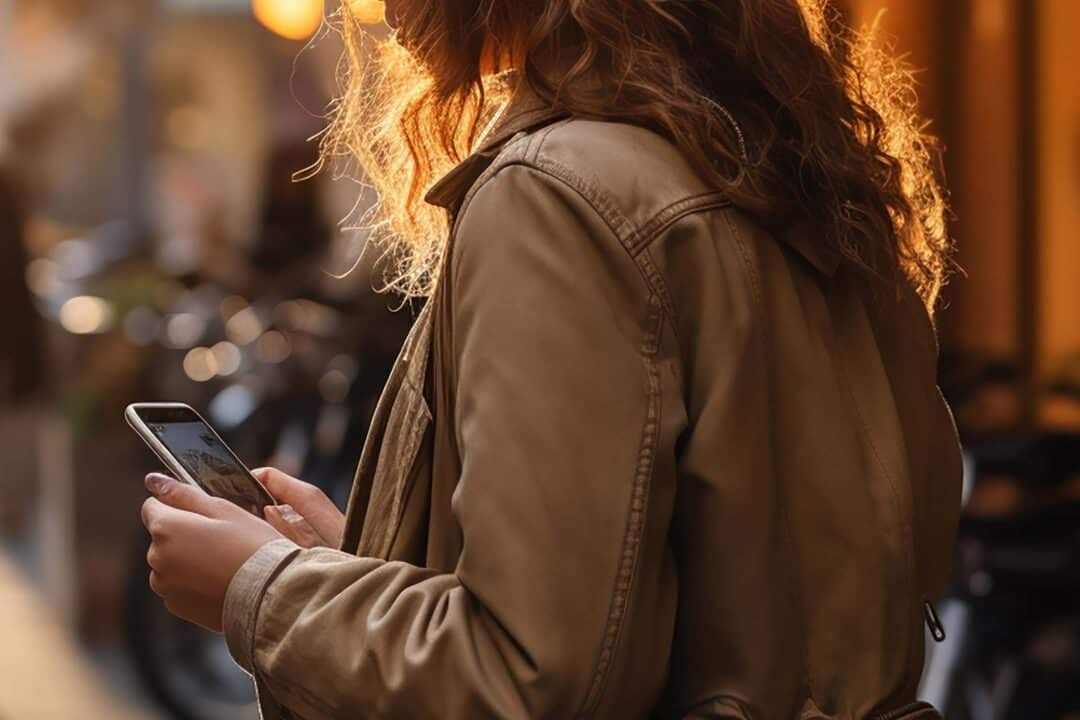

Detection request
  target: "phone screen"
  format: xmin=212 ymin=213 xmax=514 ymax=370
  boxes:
xmin=136 ymin=406 xmax=274 ymax=516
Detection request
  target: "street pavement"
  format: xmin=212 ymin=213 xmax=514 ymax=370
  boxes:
xmin=0 ymin=548 xmax=155 ymax=720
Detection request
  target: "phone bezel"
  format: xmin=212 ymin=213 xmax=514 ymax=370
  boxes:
xmin=125 ymin=402 xmax=276 ymax=507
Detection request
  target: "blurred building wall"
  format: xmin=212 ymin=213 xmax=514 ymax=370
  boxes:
xmin=952 ymin=0 xmax=1022 ymax=365
xmin=848 ymin=0 xmax=1022 ymax=360
xmin=850 ymin=0 xmax=1080 ymax=430
xmin=150 ymin=16 xmax=269 ymax=266
xmin=1039 ymin=0 xmax=1080 ymax=425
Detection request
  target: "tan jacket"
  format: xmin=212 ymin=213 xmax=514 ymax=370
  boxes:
xmin=223 ymin=96 xmax=964 ymax=720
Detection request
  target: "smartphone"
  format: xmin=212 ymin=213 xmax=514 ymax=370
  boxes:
xmin=125 ymin=402 xmax=275 ymax=516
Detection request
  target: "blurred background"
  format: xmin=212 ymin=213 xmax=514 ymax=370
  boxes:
xmin=0 ymin=0 xmax=1078 ymax=718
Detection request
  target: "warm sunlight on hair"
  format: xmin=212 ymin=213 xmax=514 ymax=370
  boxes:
xmin=322 ymin=0 xmax=951 ymax=306
xmin=321 ymin=5 xmax=511 ymax=296
xmin=346 ymin=0 xmax=386 ymax=26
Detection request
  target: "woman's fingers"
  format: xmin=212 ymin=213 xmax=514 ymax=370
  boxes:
xmin=145 ymin=473 xmax=228 ymax=518
xmin=252 ymin=468 xmax=346 ymax=547
xmin=264 ymin=504 xmax=326 ymax=548
xmin=252 ymin=468 xmax=311 ymax=506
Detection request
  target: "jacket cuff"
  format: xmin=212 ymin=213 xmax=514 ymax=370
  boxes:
xmin=223 ymin=538 xmax=302 ymax=675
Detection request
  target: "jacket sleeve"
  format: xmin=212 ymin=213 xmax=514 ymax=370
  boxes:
xmin=222 ymin=165 xmax=682 ymax=719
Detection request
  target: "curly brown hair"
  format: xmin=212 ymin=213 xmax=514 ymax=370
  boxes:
xmin=323 ymin=0 xmax=951 ymax=307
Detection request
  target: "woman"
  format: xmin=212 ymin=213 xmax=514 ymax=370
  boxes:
xmin=140 ymin=1 xmax=964 ymax=717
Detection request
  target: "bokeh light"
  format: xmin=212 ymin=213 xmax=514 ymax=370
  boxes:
xmin=220 ymin=295 xmax=249 ymax=322
xmin=252 ymin=0 xmax=324 ymax=40
xmin=163 ymin=313 xmax=207 ymax=349
xmin=225 ymin=306 xmax=264 ymax=346
xmin=25 ymin=258 xmax=61 ymax=297
xmin=58 ymin=296 xmax=113 ymax=335
xmin=255 ymin=330 xmax=292 ymax=364
xmin=208 ymin=384 xmax=259 ymax=430
xmin=182 ymin=347 xmax=219 ymax=382
xmin=318 ymin=368 xmax=351 ymax=403
xmin=210 ymin=341 xmax=243 ymax=376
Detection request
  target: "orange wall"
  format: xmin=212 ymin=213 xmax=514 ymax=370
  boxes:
xmin=849 ymin=0 xmax=1022 ymax=361
xmin=1037 ymin=0 xmax=1080 ymax=425
xmin=951 ymin=0 xmax=1022 ymax=361
xmin=844 ymin=1 xmax=1080 ymax=428
xmin=1038 ymin=0 xmax=1080 ymax=383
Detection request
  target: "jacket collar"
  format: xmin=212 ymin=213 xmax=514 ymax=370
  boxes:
xmin=424 ymin=88 xmax=570 ymax=212
xmin=424 ymin=87 xmax=842 ymax=279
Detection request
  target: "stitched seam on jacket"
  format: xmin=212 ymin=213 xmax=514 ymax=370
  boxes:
xmin=453 ymin=160 xmax=639 ymax=295
xmin=449 ymin=124 xmax=714 ymax=330
xmin=627 ymin=192 xmax=731 ymax=255
xmin=577 ymin=295 xmax=665 ymax=718
xmin=446 ymin=138 xmax=677 ymax=352
xmin=633 ymin=198 xmax=732 ymax=344
xmin=449 ymin=118 xmax=714 ymax=286
xmin=447 ymin=159 xmax=668 ymax=716
xmin=520 ymin=155 xmax=728 ymax=333
xmin=721 ymin=210 xmax=816 ymax=703
xmin=451 ymin=154 xmax=684 ymax=350
xmin=531 ymin=156 xmax=636 ymax=242
xmin=529 ymin=119 xmax=559 ymax=163
xmin=522 ymin=155 xmax=678 ymax=318
xmin=447 ymin=123 xmax=570 ymax=294
xmin=636 ymin=246 xmax=678 ymax=339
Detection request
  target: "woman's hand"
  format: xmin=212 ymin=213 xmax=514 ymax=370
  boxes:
xmin=141 ymin=473 xmax=283 ymax=633
xmin=253 ymin=467 xmax=346 ymax=549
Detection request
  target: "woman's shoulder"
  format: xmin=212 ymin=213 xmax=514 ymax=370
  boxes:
xmin=481 ymin=117 xmax=731 ymax=246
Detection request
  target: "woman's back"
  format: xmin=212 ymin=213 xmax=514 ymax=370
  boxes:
xmin=305 ymin=111 xmax=963 ymax=719
xmin=446 ymin=116 xmax=963 ymax=718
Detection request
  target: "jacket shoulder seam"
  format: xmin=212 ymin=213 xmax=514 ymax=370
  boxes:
xmin=576 ymin=294 xmax=666 ymax=717
xmin=451 ymin=157 xmax=671 ymax=716
xmin=627 ymin=192 xmax=731 ymax=256
xmin=451 ymin=159 xmax=633 ymax=293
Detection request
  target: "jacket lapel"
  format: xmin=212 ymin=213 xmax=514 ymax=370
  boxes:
xmin=425 ymin=94 xmax=570 ymax=214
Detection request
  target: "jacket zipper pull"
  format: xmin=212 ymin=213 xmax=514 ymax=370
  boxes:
xmin=923 ymin=597 xmax=946 ymax=642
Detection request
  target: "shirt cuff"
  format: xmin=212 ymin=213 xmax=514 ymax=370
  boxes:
xmin=223 ymin=538 xmax=302 ymax=675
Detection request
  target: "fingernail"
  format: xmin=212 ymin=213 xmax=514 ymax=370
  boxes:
xmin=145 ymin=473 xmax=171 ymax=494
xmin=278 ymin=504 xmax=304 ymax=523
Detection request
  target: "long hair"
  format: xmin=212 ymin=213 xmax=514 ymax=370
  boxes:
xmin=323 ymin=0 xmax=951 ymax=307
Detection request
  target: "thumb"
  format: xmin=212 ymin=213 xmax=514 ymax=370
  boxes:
xmin=145 ymin=473 xmax=222 ymax=518
xmin=252 ymin=468 xmax=310 ymax=507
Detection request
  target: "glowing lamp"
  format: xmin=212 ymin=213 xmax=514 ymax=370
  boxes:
xmin=252 ymin=0 xmax=324 ymax=40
